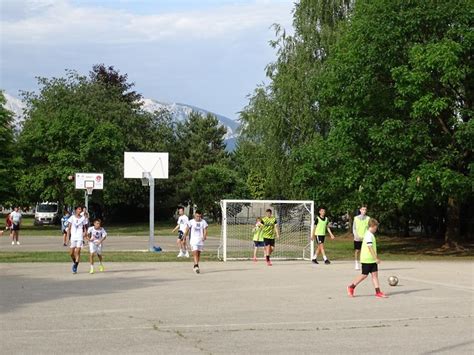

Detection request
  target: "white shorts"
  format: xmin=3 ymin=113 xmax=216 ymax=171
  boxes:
xmin=89 ymin=242 xmax=103 ymax=255
xmin=191 ymin=244 xmax=204 ymax=252
xmin=70 ymin=240 xmax=83 ymax=249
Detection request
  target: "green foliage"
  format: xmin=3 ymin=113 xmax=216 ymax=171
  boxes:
xmin=239 ymin=0 xmax=473 ymax=239
xmin=0 ymin=91 xmax=16 ymax=205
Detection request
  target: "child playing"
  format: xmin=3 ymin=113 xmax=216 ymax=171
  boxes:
xmin=353 ymin=205 xmax=370 ymax=270
xmin=252 ymin=217 xmax=265 ymax=262
xmin=87 ymin=218 xmax=107 ymax=274
xmin=185 ymin=210 xmax=208 ymax=274
xmin=172 ymin=206 xmax=189 ymax=258
xmin=262 ymin=209 xmax=279 ymax=266
xmin=61 ymin=209 xmax=70 ymax=247
xmin=347 ymin=218 xmax=388 ymax=298
xmin=311 ymin=207 xmax=335 ymax=264
xmin=67 ymin=206 xmax=86 ymax=274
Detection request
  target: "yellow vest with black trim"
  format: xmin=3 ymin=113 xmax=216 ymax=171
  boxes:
xmin=314 ymin=216 xmax=329 ymax=236
xmin=262 ymin=216 xmax=277 ymax=239
xmin=360 ymin=231 xmax=377 ymax=264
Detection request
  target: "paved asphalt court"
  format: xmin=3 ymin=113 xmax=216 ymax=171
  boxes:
xmin=1 ymin=259 xmax=473 ymax=354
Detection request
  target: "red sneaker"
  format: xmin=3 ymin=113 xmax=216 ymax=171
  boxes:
xmin=376 ymin=291 xmax=388 ymax=298
xmin=266 ymin=260 xmax=272 ymax=266
xmin=347 ymin=286 xmax=355 ymax=297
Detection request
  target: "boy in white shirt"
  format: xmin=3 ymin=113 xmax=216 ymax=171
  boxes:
xmin=185 ymin=210 xmax=208 ymax=274
xmin=67 ymin=206 xmax=86 ymax=274
xmin=87 ymin=219 xmax=107 ymax=274
xmin=171 ymin=206 xmax=189 ymax=258
xmin=10 ymin=206 xmax=22 ymax=245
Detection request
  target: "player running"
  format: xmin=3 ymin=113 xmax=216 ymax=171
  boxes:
xmin=67 ymin=206 xmax=87 ymax=274
xmin=172 ymin=206 xmax=189 ymax=258
xmin=311 ymin=207 xmax=335 ymax=265
xmin=10 ymin=206 xmax=22 ymax=245
xmin=262 ymin=209 xmax=280 ymax=266
xmin=87 ymin=218 xmax=107 ymax=274
xmin=185 ymin=210 xmax=208 ymax=274
xmin=347 ymin=218 xmax=388 ymax=298
xmin=353 ymin=205 xmax=370 ymax=270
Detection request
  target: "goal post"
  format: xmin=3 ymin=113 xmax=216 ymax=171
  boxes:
xmin=219 ymin=200 xmax=315 ymax=261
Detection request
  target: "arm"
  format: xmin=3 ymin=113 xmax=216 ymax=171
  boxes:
xmin=203 ymin=227 xmax=208 ymax=241
xmin=67 ymin=223 xmax=71 ymax=241
xmin=367 ymin=245 xmax=380 ymax=263
xmin=352 ymin=219 xmax=359 ymax=239
xmin=172 ymin=225 xmax=179 ymax=233
xmin=100 ymin=231 xmax=107 ymax=244
xmin=327 ymin=226 xmax=335 ymax=239
xmin=274 ymin=224 xmax=280 ymax=239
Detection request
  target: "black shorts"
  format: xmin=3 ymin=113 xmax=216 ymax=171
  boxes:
xmin=12 ymin=224 xmax=20 ymax=231
xmin=254 ymin=241 xmax=265 ymax=247
xmin=354 ymin=241 xmax=362 ymax=250
xmin=177 ymin=230 xmax=185 ymax=240
xmin=361 ymin=263 xmax=378 ymax=275
xmin=264 ymin=238 xmax=275 ymax=247
xmin=315 ymin=235 xmax=325 ymax=244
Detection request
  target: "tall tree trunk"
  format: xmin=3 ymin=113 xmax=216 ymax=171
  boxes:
xmin=445 ymin=197 xmax=460 ymax=244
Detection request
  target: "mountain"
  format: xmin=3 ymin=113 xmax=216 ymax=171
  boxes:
xmin=2 ymin=93 xmax=239 ymax=149
xmin=140 ymin=98 xmax=239 ymax=142
xmin=2 ymin=92 xmax=26 ymax=130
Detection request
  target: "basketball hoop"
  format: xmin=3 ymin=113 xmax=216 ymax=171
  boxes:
xmin=84 ymin=181 xmax=94 ymax=195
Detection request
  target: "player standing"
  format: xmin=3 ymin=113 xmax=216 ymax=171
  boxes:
xmin=252 ymin=217 xmax=265 ymax=262
xmin=353 ymin=205 xmax=370 ymax=270
xmin=61 ymin=209 xmax=70 ymax=247
xmin=10 ymin=206 xmax=22 ymax=245
xmin=171 ymin=206 xmax=189 ymax=258
xmin=87 ymin=219 xmax=107 ymax=274
xmin=347 ymin=218 xmax=388 ymax=298
xmin=67 ymin=206 xmax=86 ymax=274
xmin=185 ymin=210 xmax=208 ymax=274
xmin=262 ymin=209 xmax=279 ymax=266
xmin=311 ymin=207 xmax=335 ymax=264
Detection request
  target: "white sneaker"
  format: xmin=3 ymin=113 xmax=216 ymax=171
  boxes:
xmin=16 ymin=241 xmax=20 ymax=245
xmin=177 ymin=251 xmax=184 ymax=257
xmin=184 ymin=251 xmax=189 ymax=258
xmin=355 ymin=262 xmax=360 ymax=270
xmin=12 ymin=241 xmax=15 ymax=245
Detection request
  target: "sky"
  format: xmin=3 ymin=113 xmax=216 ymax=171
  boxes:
xmin=0 ymin=0 xmax=294 ymax=119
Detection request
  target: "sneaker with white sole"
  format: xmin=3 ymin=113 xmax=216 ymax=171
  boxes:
xmin=16 ymin=241 xmax=20 ymax=245
xmin=177 ymin=251 xmax=184 ymax=257
xmin=355 ymin=262 xmax=360 ymax=270
xmin=184 ymin=251 xmax=190 ymax=258
xmin=193 ymin=266 xmax=200 ymax=274
xmin=11 ymin=241 xmax=15 ymax=245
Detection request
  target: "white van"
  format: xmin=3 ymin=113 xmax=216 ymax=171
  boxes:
xmin=34 ymin=202 xmax=59 ymax=225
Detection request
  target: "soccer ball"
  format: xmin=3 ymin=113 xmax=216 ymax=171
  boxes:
xmin=388 ymin=276 xmax=399 ymax=286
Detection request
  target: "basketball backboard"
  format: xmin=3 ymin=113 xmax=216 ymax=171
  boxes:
xmin=124 ymin=152 xmax=169 ymax=179
xmin=75 ymin=173 xmax=104 ymax=190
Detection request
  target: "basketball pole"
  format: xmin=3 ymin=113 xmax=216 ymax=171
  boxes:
xmin=149 ymin=175 xmax=155 ymax=252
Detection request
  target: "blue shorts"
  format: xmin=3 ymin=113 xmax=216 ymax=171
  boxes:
xmin=254 ymin=241 xmax=264 ymax=247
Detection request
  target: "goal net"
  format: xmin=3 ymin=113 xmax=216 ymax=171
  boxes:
xmin=218 ymin=200 xmax=315 ymax=261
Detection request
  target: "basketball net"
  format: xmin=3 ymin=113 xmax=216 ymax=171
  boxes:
xmin=86 ymin=187 xmax=93 ymax=195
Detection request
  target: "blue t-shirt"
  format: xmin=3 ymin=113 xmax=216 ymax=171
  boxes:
xmin=61 ymin=215 xmax=70 ymax=232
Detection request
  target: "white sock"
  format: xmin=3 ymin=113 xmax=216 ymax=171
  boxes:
xmin=323 ymin=255 xmax=327 ymax=261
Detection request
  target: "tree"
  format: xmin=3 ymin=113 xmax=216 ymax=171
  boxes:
xmin=174 ymin=111 xmax=229 ymax=207
xmin=0 ymin=91 xmax=16 ymax=206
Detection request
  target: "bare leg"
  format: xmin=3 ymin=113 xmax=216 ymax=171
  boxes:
xmin=371 ymin=272 xmax=380 ymax=289
xmin=351 ymin=274 xmax=368 ymax=287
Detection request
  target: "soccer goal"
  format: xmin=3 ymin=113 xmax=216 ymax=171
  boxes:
xmin=218 ymin=200 xmax=315 ymax=261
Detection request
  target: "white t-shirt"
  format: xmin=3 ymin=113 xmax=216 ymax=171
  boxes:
xmin=187 ymin=219 xmax=208 ymax=246
xmin=68 ymin=215 xmax=86 ymax=241
xmin=177 ymin=215 xmax=189 ymax=232
xmin=87 ymin=226 xmax=107 ymax=244
xmin=10 ymin=211 xmax=22 ymax=225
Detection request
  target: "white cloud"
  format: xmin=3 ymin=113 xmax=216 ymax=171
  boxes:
xmin=1 ymin=0 xmax=293 ymax=44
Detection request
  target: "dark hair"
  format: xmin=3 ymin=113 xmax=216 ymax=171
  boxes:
xmin=93 ymin=218 xmax=102 ymax=224
xmin=195 ymin=210 xmax=203 ymax=215
xmin=74 ymin=206 xmax=82 ymax=211
xmin=177 ymin=206 xmax=184 ymax=211
xmin=319 ymin=206 xmax=326 ymax=211
xmin=360 ymin=204 xmax=368 ymax=208
xmin=266 ymin=209 xmax=272 ymax=213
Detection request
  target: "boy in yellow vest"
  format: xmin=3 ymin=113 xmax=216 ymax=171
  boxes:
xmin=262 ymin=209 xmax=279 ymax=266
xmin=311 ymin=207 xmax=335 ymax=264
xmin=347 ymin=218 xmax=388 ymax=298
xmin=353 ymin=205 xmax=370 ymax=270
xmin=252 ymin=217 xmax=265 ymax=262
